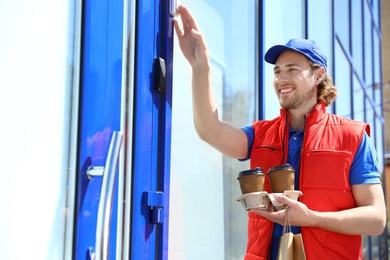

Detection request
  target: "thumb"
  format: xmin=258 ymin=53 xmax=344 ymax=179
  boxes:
xmin=273 ymin=194 xmax=293 ymax=206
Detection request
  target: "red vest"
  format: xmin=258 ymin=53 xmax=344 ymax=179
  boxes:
xmin=244 ymin=101 xmax=369 ymax=260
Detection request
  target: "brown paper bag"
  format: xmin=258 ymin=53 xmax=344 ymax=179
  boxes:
xmin=277 ymin=231 xmax=293 ymax=260
xmin=293 ymin=233 xmax=306 ymax=260
xmin=277 ymin=209 xmax=293 ymax=260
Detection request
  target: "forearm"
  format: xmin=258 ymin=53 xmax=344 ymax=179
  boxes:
xmin=259 ymin=186 xmax=387 ymax=236
xmin=309 ymin=205 xmax=386 ymax=236
xmin=298 ymin=184 xmax=386 ymax=236
xmin=190 ymin=65 xmax=248 ymax=158
xmin=174 ymin=5 xmax=249 ymax=159
xmin=191 ymin=65 xmax=220 ymax=141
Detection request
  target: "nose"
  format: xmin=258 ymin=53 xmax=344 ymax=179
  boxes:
xmin=275 ymin=72 xmax=288 ymax=86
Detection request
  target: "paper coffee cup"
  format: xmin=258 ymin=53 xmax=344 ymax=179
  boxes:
xmin=267 ymin=164 xmax=295 ymax=193
xmin=237 ymin=167 xmax=265 ymax=194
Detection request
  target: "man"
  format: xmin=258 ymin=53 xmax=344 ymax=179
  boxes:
xmin=174 ymin=5 xmax=386 ymax=259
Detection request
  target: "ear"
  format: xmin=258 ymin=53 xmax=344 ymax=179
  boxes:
xmin=315 ymin=67 xmax=326 ymax=84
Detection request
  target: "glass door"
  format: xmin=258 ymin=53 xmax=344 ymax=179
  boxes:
xmin=170 ymin=0 xmax=258 ymax=259
xmin=73 ymin=0 xmax=176 ymax=258
xmin=74 ymin=0 xmax=125 ymax=258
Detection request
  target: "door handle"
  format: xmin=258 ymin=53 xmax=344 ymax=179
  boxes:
xmin=94 ymin=131 xmax=123 ymax=260
xmin=169 ymin=0 xmax=180 ymax=17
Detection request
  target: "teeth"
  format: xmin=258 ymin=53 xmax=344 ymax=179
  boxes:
xmin=280 ymin=88 xmax=293 ymax=93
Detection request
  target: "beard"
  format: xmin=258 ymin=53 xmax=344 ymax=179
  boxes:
xmin=279 ymin=86 xmax=316 ymax=110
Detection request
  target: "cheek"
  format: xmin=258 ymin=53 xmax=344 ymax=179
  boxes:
xmin=273 ymin=79 xmax=279 ymax=93
xmin=273 ymin=76 xmax=280 ymax=86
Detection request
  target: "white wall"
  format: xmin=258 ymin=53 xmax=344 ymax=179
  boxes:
xmin=0 ymin=0 xmax=76 ymax=259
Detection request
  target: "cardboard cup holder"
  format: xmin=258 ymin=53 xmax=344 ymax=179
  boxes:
xmin=236 ymin=190 xmax=302 ymax=211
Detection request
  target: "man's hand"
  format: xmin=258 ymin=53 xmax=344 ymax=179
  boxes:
xmin=174 ymin=5 xmax=209 ymax=69
xmin=251 ymin=184 xmax=386 ymax=236
xmin=251 ymin=194 xmax=313 ymax=227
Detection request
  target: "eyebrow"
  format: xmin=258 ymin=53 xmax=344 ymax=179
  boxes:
xmin=273 ymin=63 xmax=301 ymax=72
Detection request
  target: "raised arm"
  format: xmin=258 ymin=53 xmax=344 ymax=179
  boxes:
xmin=174 ymin=5 xmax=248 ymax=159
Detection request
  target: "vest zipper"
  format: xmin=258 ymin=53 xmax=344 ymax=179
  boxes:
xmin=298 ymin=115 xmax=307 ymax=190
xmin=281 ymin=112 xmax=289 ymax=165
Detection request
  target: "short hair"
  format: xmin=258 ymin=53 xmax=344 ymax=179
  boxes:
xmin=309 ymin=61 xmax=337 ymax=106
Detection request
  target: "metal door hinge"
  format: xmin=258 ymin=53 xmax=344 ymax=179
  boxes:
xmin=144 ymin=191 xmax=164 ymax=224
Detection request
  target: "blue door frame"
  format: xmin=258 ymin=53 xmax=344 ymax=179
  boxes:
xmin=131 ymin=0 xmax=174 ymax=259
xmin=74 ymin=0 xmax=124 ymax=258
xmin=74 ymin=0 xmax=174 ymax=259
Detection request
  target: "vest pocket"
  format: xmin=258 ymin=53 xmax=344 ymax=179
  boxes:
xmin=303 ymin=229 xmax=361 ymax=259
xmin=301 ymin=149 xmax=353 ymax=190
xmin=251 ymin=145 xmax=282 ymax=170
xmin=252 ymin=145 xmax=281 ymax=155
xmin=252 ymin=145 xmax=279 ymax=153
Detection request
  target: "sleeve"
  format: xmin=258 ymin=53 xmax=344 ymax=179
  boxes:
xmin=239 ymin=125 xmax=255 ymax=161
xmin=349 ymin=132 xmax=382 ymax=185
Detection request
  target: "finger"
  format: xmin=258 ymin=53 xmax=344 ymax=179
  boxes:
xmin=251 ymin=209 xmax=285 ymax=225
xmin=273 ymin=194 xmax=293 ymax=206
xmin=178 ymin=5 xmax=200 ymax=32
xmin=174 ymin=19 xmax=183 ymax=38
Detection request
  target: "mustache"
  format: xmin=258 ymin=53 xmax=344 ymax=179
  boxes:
xmin=277 ymin=82 xmax=294 ymax=88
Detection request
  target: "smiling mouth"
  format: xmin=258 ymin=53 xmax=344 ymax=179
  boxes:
xmin=280 ymin=87 xmax=294 ymax=93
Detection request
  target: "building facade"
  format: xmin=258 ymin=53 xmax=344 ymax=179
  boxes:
xmin=170 ymin=0 xmax=388 ymax=259
xmin=1 ymin=0 xmax=387 ymax=259
xmin=382 ymin=0 xmax=390 ymax=207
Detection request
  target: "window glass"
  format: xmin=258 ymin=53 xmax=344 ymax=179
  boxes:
xmin=170 ymin=1 xmax=257 ymax=258
xmin=375 ymin=117 xmax=384 ymax=173
xmin=364 ymin=2 xmax=373 ymax=95
xmin=365 ymin=99 xmax=375 ymax=131
xmin=352 ymin=0 xmax=364 ymax=77
xmin=307 ymin=0 xmax=333 ymax=114
xmin=372 ymin=0 xmax=380 ymax=27
xmin=307 ymin=0 xmax=333 ymax=74
xmin=263 ymin=0 xmax=304 ymax=119
xmin=353 ymin=75 xmax=365 ymax=122
xmin=372 ymin=33 xmax=384 ymax=174
xmin=363 ymin=235 xmax=381 ymax=259
xmin=0 ymin=0 xmax=76 ymax=259
xmin=373 ymin=32 xmax=382 ymax=106
xmin=334 ymin=0 xmax=350 ymax=54
xmin=334 ymin=42 xmax=352 ymax=118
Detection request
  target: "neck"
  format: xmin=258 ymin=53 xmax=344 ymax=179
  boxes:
xmin=288 ymin=102 xmax=317 ymax=131
xmin=289 ymin=112 xmax=306 ymax=131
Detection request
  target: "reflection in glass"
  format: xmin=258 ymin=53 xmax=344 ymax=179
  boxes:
xmin=170 ymin=1 xmax=256 ymax=259
xmin=353 ymin=75 xmax=365 ymax=122
xmin=352 ymin=0 xmax=363 ymax=77
xmin=334 ymin=42 xmax=352 ymax=118
xmin=263 ymin=0 xmax=304 ymax=119
xmin=334 ymin=0 xmax=350 ymax=55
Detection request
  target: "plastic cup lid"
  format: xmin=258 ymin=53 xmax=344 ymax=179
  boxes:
xmin=238 ymin=167 xmax=264 ymax=179
xmin=267 ymin=163 xmax=295 ymax=173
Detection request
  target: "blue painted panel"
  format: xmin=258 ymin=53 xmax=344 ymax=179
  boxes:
xmin=160 ymin=2 xmax=174 ymax=258
xmin=75 ymin=0 xmax=123 ymax=258
xmin=131 ymin=0 xmax=174 ymax=259
xmin=75 ymin=0 xmax=174 ymax=258
xmin=131 ymin=0 xmax=158 ymax=257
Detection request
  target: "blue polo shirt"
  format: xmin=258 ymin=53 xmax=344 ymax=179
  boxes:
xmin=240 ymin=125 xmax=381 ymax=260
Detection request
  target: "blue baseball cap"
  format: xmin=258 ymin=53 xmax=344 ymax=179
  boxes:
xmin=264 ymin=38 xmax=327 ymax=69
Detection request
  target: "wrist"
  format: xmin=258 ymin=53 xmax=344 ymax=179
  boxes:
xmin=306 ymin=209 xmax=320 ymax=227
xmin=192 ymin=63 xmax=210 ymax=75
